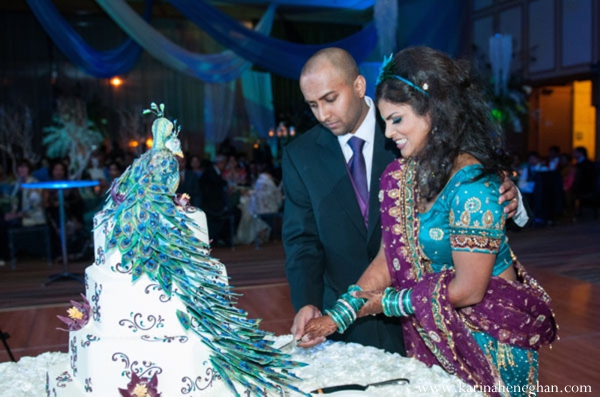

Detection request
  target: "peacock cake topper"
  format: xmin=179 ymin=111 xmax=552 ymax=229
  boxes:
xmin=143 ymin=102 xmax=183 ymax=158
xmin=96 ymin=103 xmax=308 ymax=396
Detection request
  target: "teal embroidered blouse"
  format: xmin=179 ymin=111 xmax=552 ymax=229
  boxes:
xmin=418 ymin=164 xmax=512 ymax=276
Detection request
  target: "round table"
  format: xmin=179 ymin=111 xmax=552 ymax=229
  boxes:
xmin=22 ymin=180 xmax=99 ymax=286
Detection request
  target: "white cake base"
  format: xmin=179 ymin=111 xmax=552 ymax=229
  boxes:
xmin=0 ymin=338 xmax=482 ymax=397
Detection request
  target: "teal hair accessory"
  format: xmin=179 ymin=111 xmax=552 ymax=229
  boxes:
xmin=376 ymin=54 xmax=430 ymax=97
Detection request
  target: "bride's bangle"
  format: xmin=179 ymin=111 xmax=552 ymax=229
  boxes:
xmin=325 ymin=284 xmax=366 ymax=333
xmin=382 ymin=287 xmax=414 ymax=317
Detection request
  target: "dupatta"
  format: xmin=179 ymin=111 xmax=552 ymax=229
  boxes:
xmin=379 ymin=158 xmax=557 ymax=395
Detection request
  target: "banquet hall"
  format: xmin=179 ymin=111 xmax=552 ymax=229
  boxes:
xmin=0 ymin=1 xmax=599 ymax=396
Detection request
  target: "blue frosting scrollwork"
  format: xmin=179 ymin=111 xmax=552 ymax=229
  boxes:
xmin=119 ymin=312 xmax=165 ymax=332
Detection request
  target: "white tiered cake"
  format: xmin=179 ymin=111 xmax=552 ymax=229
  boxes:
xmin=46 ymin=209 xmax=233 ymax=396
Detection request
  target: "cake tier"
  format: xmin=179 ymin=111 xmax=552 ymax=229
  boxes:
xmin=43 ymin=338 xmax=484 ymax=397
xmin=49 ymin=327 xmax=230 ymax=396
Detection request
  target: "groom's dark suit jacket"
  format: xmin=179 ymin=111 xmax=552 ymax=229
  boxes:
xmin=282 ymin=119 xmax=405 ymax=355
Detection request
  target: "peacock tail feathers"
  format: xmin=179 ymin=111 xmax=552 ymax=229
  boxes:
xmin=95 ymin=104 xmax=308 ymax=397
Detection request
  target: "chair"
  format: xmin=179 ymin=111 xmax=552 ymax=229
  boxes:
xmin=574 ymin=161 xmax=600 ymax=219
xmin=254 ymin=211 xmax=284 ymax=249
xmin=205 ymin=210 xmax=236 ymax=249
xmin=8 ymin=224 xmax=53 ymax=269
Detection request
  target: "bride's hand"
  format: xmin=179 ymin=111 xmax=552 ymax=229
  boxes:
xmin=354 ymin=290 xmax=384 ymax=317
xmin=298 ymin=316 xmax=337 ymax=347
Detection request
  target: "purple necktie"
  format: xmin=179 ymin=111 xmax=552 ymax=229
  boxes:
xmin=348 ymin=136 xmax=369 ymax=225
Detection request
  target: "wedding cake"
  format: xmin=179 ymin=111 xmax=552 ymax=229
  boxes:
xmin=46 ymin=209 xmax=243 ymax=396
xmin=46 ymin=104 xmax=305 ymax=397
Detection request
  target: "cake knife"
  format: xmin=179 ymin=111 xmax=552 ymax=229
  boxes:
xmin=310 ymin=377 xmax=410 ymax=394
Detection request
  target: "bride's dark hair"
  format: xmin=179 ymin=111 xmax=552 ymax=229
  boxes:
xmin=375 ymin=46 xmax=511 ymax=201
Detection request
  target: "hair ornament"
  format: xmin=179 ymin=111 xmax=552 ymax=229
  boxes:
xmin=376 ymin=53 xmax=430 ymax=97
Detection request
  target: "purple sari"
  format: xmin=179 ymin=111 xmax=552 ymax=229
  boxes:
xmin=379 ymin=158 xmax=557 ymax=395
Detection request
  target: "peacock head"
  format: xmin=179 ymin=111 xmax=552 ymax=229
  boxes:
xmin=143 ymin=103 xmax=183 ymax=158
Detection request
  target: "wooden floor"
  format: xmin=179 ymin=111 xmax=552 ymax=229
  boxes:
xmin=1 ymin=217 xmax=599 ymax=396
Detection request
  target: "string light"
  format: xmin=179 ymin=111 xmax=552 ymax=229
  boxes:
xmin=110 ymin=77 xmax=123 ymax=87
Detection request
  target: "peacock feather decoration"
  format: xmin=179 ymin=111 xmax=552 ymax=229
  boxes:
xmin=96 ymin=103 xmax=308 ymax=397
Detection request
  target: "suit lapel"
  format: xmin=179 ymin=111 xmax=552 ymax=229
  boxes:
xmin=316 ymin=127 xmax=367 ymax=238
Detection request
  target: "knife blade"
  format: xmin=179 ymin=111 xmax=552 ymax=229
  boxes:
xmin=310 ymin=377 xmax=409 ymax=394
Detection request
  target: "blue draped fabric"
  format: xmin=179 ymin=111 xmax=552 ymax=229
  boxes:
xmin=26 ymin=0 xmax=153 ymax=78
xmin=241 ymin=71 xmax=275 ymax=138
xmin=166 ymin=0 xmax=378 ymax=79
xmin=397 ymin=0 xmax=467 ymax=57
xmin=217 ymin=0 xmax=374 ymax=10
xmin=358 ymin=62 xmax=382 ymax=100
xmin=29 ymin=0 xmax=377 ymax=82
xmin=97 ymin=0 xmax=276 ymax=83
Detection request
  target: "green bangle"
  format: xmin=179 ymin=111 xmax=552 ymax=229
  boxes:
xmin=325 ymin=285 xmax=367 ymax=334
xmin=402 ymin=289 xmax=414 ymax=315
xmin=382 ymin=287 xmax=413 ymax=317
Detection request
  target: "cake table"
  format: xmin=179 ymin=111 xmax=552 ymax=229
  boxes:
xmin=0 ymin=337 xmax=483 ymax=397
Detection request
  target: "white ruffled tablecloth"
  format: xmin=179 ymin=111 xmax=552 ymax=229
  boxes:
xmin=0 ymin=338 xmax=482 ymax=397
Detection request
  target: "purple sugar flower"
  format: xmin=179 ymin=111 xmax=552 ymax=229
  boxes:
xmin=119 ymin=372 xmax=162 ymax=397
xmin=57 ymin=294 xmax=91 ymax=332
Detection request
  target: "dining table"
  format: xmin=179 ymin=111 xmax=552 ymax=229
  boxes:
xmin=22 ymin=180 xmax=100 ymax=286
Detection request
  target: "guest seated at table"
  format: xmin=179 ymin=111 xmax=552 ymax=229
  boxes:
xmin=105 ymin=161 xmax=123 ymax=184
xmin=32 ymin=156 xmax=50 ymax=182
xmin=0 ymin=160 xmax=46 ymax=265
xmin=250 ymin=161 xmax=282 ymax=214
xmin=559 ymin=153 xmax=576 ymax=217
xmin=223 ymin=154 xmax=249 ymax=188
xmin=84 ymin=152 xmax=108 ymax=192
xmin=5 ymin=160 xmax=46 ymax=228
xmin=176 ymin=154 xmax=202 ymax=208
xmin=547 ymin=145 xmax=560 ymax=171
xmin=43 ymin=159 xmax=85 ymax=259
xmin=188 ymin=154 xmax=204 ymax=179
xmin=572 ymin=146 xmax=598 ymax=217
xmin=199 ymin=155 xmax=231 ymax=245
xmin=518 ymin=151 xmax=547 ymax=196
xmin=235 ymin=161 xmax=283 ymax=245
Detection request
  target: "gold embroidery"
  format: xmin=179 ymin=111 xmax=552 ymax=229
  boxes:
xmin=449 ymin=209 xmax=455 ymax=224
xmin=429 ymin=228 xmax=444 ymax=241
xmin=482 ymin=210 xmax=494 ymax=227
xmin=460 ymin=210 xmax=470 ymax=226
xmin=529 ymin=334 xmax=540 ymax=346
xmin=387 ymin=188 xmax=400 ymax=199
xmin=498 ymin=329 xmax=511 ymax=342
xmin=428 ymin=330 xmax=441 ymax=343
xmin=451 ymin=234 xmax=501 ymax=252
xmin=389 ymin=206 xmax=401 ymax=218
xmin=392 ymin=224 xmax=402 ymax=235
xmin=464 ymin=197 xmax=481 ymax=213
xmin=534 ymin=314 xmax=546 ymax=326
xmin=459 ymin=311 xmax=481 ymax=332
xmin=497 ymin=342 xmax=515 ymax=369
